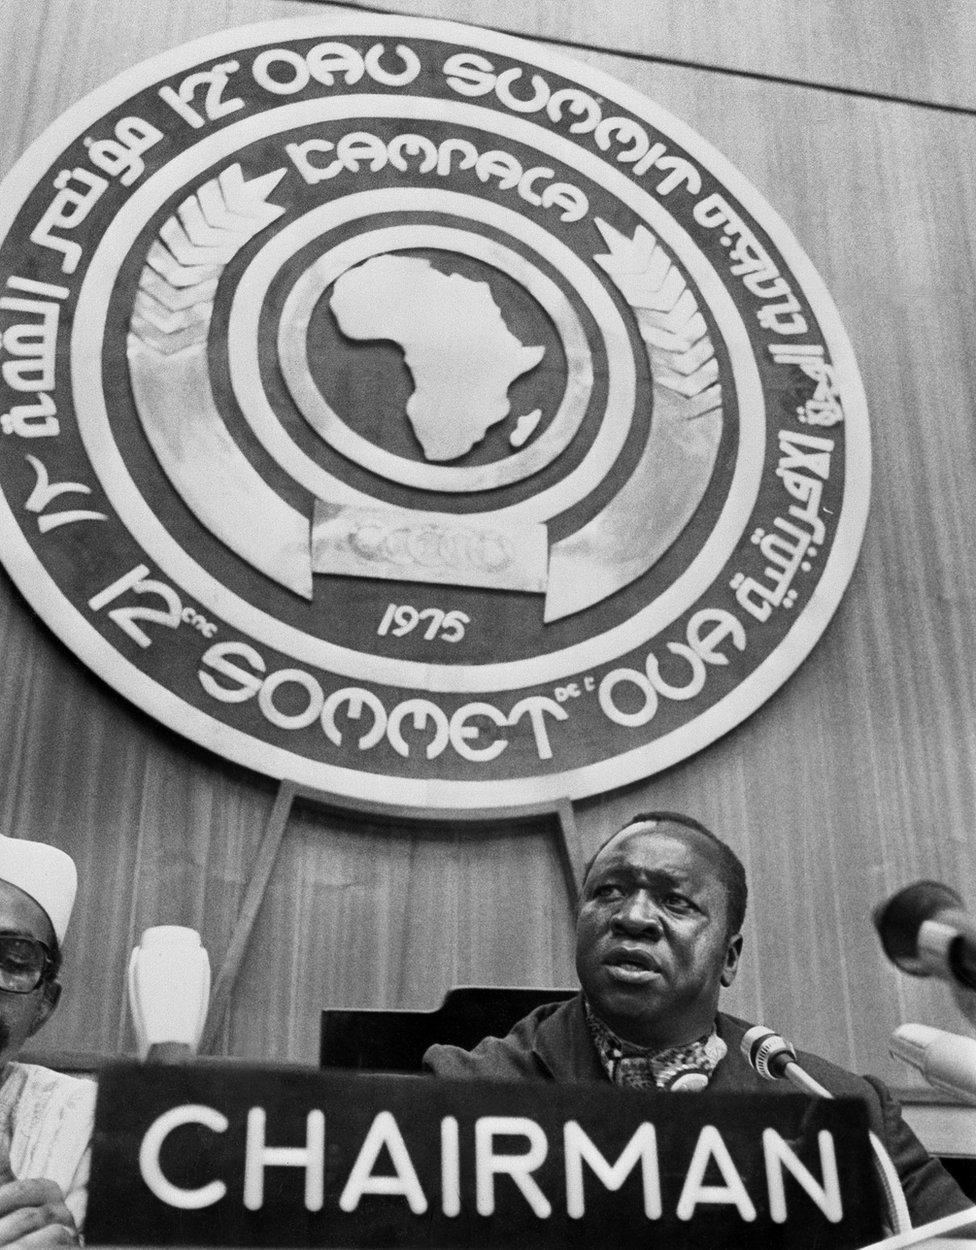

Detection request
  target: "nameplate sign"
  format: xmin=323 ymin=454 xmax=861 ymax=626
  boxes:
xmin=86 ymin=1061 xmax=880 ymax=1248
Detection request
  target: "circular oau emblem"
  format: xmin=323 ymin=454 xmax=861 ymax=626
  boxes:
xmin=0 ymin=16 xmax=869 ymax=809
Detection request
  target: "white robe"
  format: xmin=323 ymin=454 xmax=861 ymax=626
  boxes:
xmin=0 ymin=1061 xmax=96 ymax=1227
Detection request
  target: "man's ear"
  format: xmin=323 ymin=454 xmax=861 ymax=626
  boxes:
xmin=28 ymin=981 xmax=61 ymax=1036
xmin=720 ymin=933 xmax=743 ymax=988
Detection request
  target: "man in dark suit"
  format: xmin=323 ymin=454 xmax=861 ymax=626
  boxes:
xmin=424 ymin=812 xmax=973 ymax=1230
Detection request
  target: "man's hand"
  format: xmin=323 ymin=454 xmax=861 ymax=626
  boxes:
xmin=0 ymin=1178 xmax=78 ymax=1246
xmin=0 ymin=1137 xmax=78 ymax=1248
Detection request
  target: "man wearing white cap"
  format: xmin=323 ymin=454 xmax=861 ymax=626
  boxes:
xmin=0 ymin=834 xmax=94 ymax=1245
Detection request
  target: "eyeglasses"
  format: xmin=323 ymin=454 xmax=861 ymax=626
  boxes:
xmin=0 ymin=933 xmax=56 ymax=994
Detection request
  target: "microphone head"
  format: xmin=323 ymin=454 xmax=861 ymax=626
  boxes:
xmin=741 ymin=1025 xmax=797 ymax=1081
xmin=873 ymin=880 xmax=964 ymax=974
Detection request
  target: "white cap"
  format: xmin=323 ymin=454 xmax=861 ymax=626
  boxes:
xmin=0 ymin=835 xmax=77 ymax=945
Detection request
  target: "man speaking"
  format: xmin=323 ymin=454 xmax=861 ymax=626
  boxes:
xmin=424 ymin=812 xmax=972 ymax=1227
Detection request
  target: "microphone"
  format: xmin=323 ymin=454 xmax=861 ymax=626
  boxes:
xmin=872 ymin=880 xmax=976 ymax=990
xmin=890 ymin=1024 xmax=976 ymax=1105
xmin=741 ymin=1026 xmax=830 ymax=1096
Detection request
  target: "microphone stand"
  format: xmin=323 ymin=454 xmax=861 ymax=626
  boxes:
xmin=777 ymin=1058 xmax=912 ymax=1237
xmin=744 ymin=1028 xmax=912 ymax=1237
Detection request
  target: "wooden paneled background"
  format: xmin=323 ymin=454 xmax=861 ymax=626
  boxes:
xmin=1 ymin=0 xmax=975 ymax=1090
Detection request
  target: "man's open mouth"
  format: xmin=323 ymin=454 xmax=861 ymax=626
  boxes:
xmin=603 ymin=949 xmax=661 ymax=983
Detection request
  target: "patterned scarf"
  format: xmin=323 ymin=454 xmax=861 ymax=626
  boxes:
xmin=584 ymin=1001 xmax=727 ymax=1091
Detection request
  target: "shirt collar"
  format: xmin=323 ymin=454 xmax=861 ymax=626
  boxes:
xmin=584 ymin=999 xmax=728 ymax=1090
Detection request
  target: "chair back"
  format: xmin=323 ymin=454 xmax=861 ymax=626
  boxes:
xmin=320 ymin=986 xmax=576 ymax=1073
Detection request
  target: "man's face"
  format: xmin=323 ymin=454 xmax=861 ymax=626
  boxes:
xmin=0 ymin=880 xmax=59 ymax=1067
xmin=575 ymin=823 xmax=742 ymax=1050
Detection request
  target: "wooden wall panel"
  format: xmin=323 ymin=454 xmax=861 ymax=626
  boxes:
xmin=4 ymin=0 xmax=976 ymax=165
xmin=1 ymin=0 xmax=974 ymax=1093
xmin=221 ymin=808 xmax=577 ymax=1061
xmin=364 ymin=0 xmax=976 ymax=109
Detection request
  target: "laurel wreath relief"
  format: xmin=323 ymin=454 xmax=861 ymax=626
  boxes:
xmin=594 ymin=218 xmax=721 ymax=421
xmin=126 ymin=163 xmax=314 ymax=598
xmin=130 ymin=163 xmax=286 ymax=354
xmin=542 ymin=222 xmax=723 ymax=621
